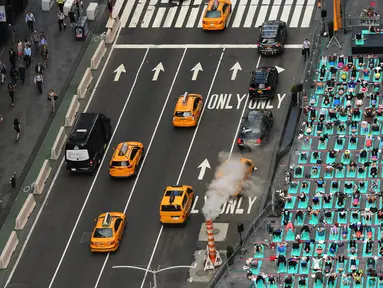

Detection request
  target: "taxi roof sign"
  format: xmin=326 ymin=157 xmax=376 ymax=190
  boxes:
xmin=102 ymin=212 xmax=112 ymax=226
xmin=212 ymin=0 xmax=219 ymax=10
xmin=118 ymin=142 xmax=129 ymax=156
xmin=182 ymin=92 xmax=189 ymax=104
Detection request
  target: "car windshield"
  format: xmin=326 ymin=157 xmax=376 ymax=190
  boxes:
xmin=111 ymin=161 xmax=130 ymax=167
xmin=175 ymin=111 xmax=192 ymax=117
xmin=161 ymin=205 xmax=182 ymax=211
xmin=205 ymin=10 xmax=222 ymax=18
xmin=93 ymin=228 xmax=113 ymax=238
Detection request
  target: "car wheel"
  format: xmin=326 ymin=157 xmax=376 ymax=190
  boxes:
xmin=134 ymin=166 xmax=138 ymax=176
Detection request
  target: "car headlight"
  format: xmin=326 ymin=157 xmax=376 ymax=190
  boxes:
xmin=173 ymin=117 xmax=175 ymax=121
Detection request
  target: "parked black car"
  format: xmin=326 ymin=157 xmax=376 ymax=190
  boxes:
xmin=248 ymin=67 xmax=278 ymax=99
xmin=237 ymin=110 xmax=273 ymax=150
xmin=257 ymin=20 xmax=287 ymax=55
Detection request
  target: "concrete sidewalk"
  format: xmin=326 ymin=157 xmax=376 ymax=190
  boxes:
xmin=0 ymin=0 xmax=106 ymax=229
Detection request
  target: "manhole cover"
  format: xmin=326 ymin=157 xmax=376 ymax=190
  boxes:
xmin=195 ymin=270 xmax=209 ymax=276
xmin=205 ymin=228 xmax=220 ymax=235
xmin=80 ymin=232 xmax=91 ymax=244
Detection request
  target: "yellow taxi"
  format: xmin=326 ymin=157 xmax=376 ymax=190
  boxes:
xmin=202 ymin=0 xmax=232 ymax=31
xmin=218 ymin=158 xmax=255 ymax=197
xmin=90 ymin=212 xmax=126 ymax=252
xmin=109 ymin=141 xmax=144 ymax=177
xmin=159 ymin=185 xmax=195 ymax=225
xmin=173 ymin=92 xmax=203 ymax=127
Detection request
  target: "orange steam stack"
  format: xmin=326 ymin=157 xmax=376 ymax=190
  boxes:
xmin=204 ymin=220 xmax=222 ymax=271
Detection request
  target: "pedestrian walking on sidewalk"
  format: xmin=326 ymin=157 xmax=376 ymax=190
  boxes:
xmin=13 ymin=118 xmax=21 ymax=141
xmin=9 ymin=48 xmax=16 ymax=68
xmin=24 ymin=44 xmax=32 ymax=69
xmin=40 ymin=33 xmax=47 ymax=48
xmin=48 ymin=89 xmax=58 ymax=112
xmin=18 ymin=64 xmax=26 ymax=85
xmin=25 ymin=11 xmax=36 ymax=33
xmin=57 ymin=0 xmax=65 ymax=12
xmin=34 ymin=73 xmax=43 ymax=94
xmin=9 ymin=66 xmax=19 ymax=86
xmin=57 ymin=11 xmax=66 ymax=32
xmin=31 ymin=30 xmax=40 ymax=53
xmin=0 ymin=61 xmax=6 ymax=83
xmin=8 ymin=83 xmax=15 ymax=106
xmin=41 ymin=46 xmax=49 ymax=68
xmin=68 ymin=9 xmax=76 ymax=30
xmin=35 ymin=62 xmax=44 ymax=75
xmin=8 ymin=24 xmax=15 ymax=45
xmin=17 ymin=39 xmax=23 ymax=59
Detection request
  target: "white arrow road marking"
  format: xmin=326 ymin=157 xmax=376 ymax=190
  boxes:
xmin=113 ymin=64 xmax=126 ymax=82
xmin=275 ymin=65 xmax=285 ymax=73
xmin=230 ymin=62 xmax=242 ymax=80
xmin=253 ymin=166 xmax=258 ymax=171
xmin=197 ymin=158 xmax=211 ymax=180
xmin=152 ymin=62 xmax=164 ymax=81
xmin=191 ymin=62 xmax=203 ymax=81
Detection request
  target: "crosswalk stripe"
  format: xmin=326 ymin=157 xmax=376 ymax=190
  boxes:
xmin=280 ymin=0 xmax=292 ymax=23
xmin=268 ymin=0 xmax=282 ymax=21
xmin=255 ymin=1 xmax=270 ymax=27
xmin=289 ymin=4 xmax=303 ymax=27
xmin=129 ymin=1 xmax=145 ymax=27
xmin=153 ymin=7 xmax=167 ymax=27
xmin=112 ymin=0 xmax=124 ymax=19
xmin=198 ymin=4 xmax=207 ymax=28
xmin=231 ymin=0 xmax=247 ymax=28
xmin=141 ymin=0 xmax=158 ymax=28
xmin=187 ymin=7 xmax=200 ymax=28
xmin=175 ymin=5 xmax=190 ymax=27
xmin=301 ymin=4 xmax=314 ymax=27
xmin=243 ymin=0 xmax=258 ymax=28
xmin=163 ymin=6 xmax=178 ymax=27
xmin=120 ymin=0 xmax=136 ymax=28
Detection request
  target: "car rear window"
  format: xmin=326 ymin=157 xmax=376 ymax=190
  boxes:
xmin=161 ymin=205 xmax=182 ymax=211
xmin=260 ymin=38 xmax=277 ymax=45
xmin=261 ymin=26 xmax=278 ymax=38
xmin=175 ymin=111 xmax=192 ymax=117
xmin=205 ymin=10 xmax=222 ymax=18
xmin=111 ymin=161 xmax=130 ymax=167
xmin=253 ymin=72 xmax=266 ymax=84
xmin=93 ymin=228 xmax=113 ymax=238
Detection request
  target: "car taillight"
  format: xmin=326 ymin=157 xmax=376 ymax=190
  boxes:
xmin=264 ymin=86 xmax=271 ymax=91
xmin=256 ymin=138 xmax=262 ymax=144
xmin=249 ymin=87 xmax=255 ymax=91
xmin=90 ymin=160 xmax=93 ymax=165
xmin=203 ymin=21 xmax=207 ymax=24
xmin=276 ymin=43 xmax=281 ymax=47
xmin=237 ymin=138 xmax=243 ymax=144
xmin=256 ymin=43 xmax=260 ymax=47
xmin=218 ymin=21 xmax=222 ymax=24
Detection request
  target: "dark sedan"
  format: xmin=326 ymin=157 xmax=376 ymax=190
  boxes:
xmin=248 ymin=67 xmax=278 ymax=99
xmin=257 ymin=20 xmax=287 ymax=55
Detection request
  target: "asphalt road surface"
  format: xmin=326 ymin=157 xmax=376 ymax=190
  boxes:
xmin=5 ymin=44 xmax=302 ymax=288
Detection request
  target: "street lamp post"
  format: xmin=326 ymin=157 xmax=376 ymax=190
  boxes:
xmin=112 ymin=264 xmax=196 ymax=288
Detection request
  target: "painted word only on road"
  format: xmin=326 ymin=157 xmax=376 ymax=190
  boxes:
xmin=207 ymin=93 xmax=286 ymax=110
xmin=191 ymin=196 xmax=257 ymax=215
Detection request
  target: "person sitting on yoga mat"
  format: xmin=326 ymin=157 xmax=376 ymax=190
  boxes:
xmin=347 ymin=56 xmax=353 ymax=67
xmin=316 ymin=177 xmax=325 ymax=188
xmin=352 ymin=210 xmax=359 ymax=220
xmin=355 ymin=93 xmax=364 ymax=107
xmin=352 ymin=190 xmax=361 ymax=206
xmin=323 ymin=193 xmax=331 ymax=204
xmin=359 ymin=179 xmax=366 ymax=188
xmin=316 ymin=122 xmax=323 ymax=135
xmin=328 ymin=55 xmax=336 ymax=66
xmin=341 ymin=224 xmax=348 ymax=239
xmin=353 ymin=222 xmax=364 ymax=238
xmin=298 ymin=192 xmax=306 ymax=202
xmin=365 ymin=134 xmax=373 ymax=148
xmin=312 ymin=194 xmax=320 ymax=206
xmin=369 ymin=58 xmax=375 ymax=70
xmin=353 ymin=107 xmax=361 ymax=117
xmin=342 ymin=273 xmax=352 ymax=285
xmin=331 ymin=223 xmax=339 ymax=235
xmin=254 ymin=244 xmax=263 ymax=254
xmin=284 ymin=275 xmax=293 ymax=288
xmin=374 ymin=71 xmax=381 ymax=81
xmin=348 ymin=79 xmax=357 ymax=92
xmin=348 ymin=161 xmax=357 ymax=172
xmin=365 ymin=107 xmax=376 ymax=122
xmin=358 ymin=55 xmax=364 ymax=67
xmin=327 ymin=273 xmax=337 ymax=285
xmin=338 ymin=255 xmax=346 ymax=272
xmin=332 ymin=181 xmax=339 ymax=189
xmin=333 ymin=94 xmax=341 ymax=107
xmin=273 ymin=228 xmax=282 ymax=238
xmin=338 ymin=122 xmax=346 ymax=132
xmin=371 ymin=92 xmax=378 ymax=106
xmin=353 ymin=270 xmax=363 ymax=284
xmin=370 ymin=162 xmax=378 ymax=177
xmin=329 ymin=149 xmax=336 ymax=159
xmin=371 ymin=179 xmax=379 ymax=190
xmin=314 ymin=271 xmax=324 ymax=283
xmin=360 ymin=149 xmax=368 ymax=158
xmin=309 ymin=107 xmax=316 ymax=120
xmin=301 ymin=181 xmax=309 ymax=188
xmin=344 ymin=149 xmax=351 ymax=159
xmin=324 ymin=210 xmax=332 ymax=220
xmin=328 ymin=108 xmax=337 ymax=120
xmin=327 ymin=77 xmax=336 ymax=87
xmin=282 ymin=210 xmax=290 ymax=222
xmin=349 ymin=239 xmax=357 ymax=254
xmin=295 ymin=210 xmax=304 ymax=222
xmin=367 ymin=193 xmax=377 ymax=204
xmin=298 ymin=276 xmax=306 ymax=286
xmin=319 ymin=64 xmax=326 ymax=81
xmin=323 ymin=94 xmax=330 ymax=106
xmin=255 ymin=274 xmax=266 ymax=284
xmin=310 ymin=209 xmax=319 ymax=219
xmin=361 ymin=120 xmax=369 ymax=133
xmin=316 ymin=225 xmax=325 ymax=236
xmin=295 ymin=166 xmax=303 ymax=175
xmin=371 ymin=147 xmax=379 ymax=160
xmin=268 ymin=275 xmax=275 ymax=285
xmin=288 ymin=257 xmax=298 ymax=269
xmin=324 ymin=256 xmax=334 ymax=273
xmin=312 ymin=257 xmax=323 ymax=271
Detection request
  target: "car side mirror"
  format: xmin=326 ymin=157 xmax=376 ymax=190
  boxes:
xmin=112 ymin=147 xmax=115 ymax=150
xmin=94 ymin=218 xmax=97 ymax=222
xmin=258 ymin=25 xmax=262 ymax=28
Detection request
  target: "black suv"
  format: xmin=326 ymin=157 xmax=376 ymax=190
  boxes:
xmin=237 ymin=110 xmax=273 ymax=150
xmin=257 ymin=20 xmax=287 ymax=55
xmin=248 ymin=67 xmax=278 ymax=99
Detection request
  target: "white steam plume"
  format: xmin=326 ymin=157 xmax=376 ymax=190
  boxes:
xmin=202 ymin=156 xmax=247 ymax=221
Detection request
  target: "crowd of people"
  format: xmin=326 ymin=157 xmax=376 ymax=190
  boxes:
xmin=243 ymin=54 xmax=383 ymax=287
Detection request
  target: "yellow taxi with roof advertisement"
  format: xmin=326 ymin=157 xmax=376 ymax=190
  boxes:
xmin=173 ymin=92 xmax=203 ymax=127
xmin=90 ymin=212 xmax=126 ymax=252
xmin=218 ymin=158 xmax=255 ymax=197
xmin=202 ymin=0 xmax=232 ymax=31
xmin=159 ymin=185 xmax=195 ymax=225
xmin=109 ymin=141 xmax=144 ymax=178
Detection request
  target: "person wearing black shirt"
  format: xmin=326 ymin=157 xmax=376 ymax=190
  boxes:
xmin=255 ymin=275 xmax=265 ymax=284
xmin=314 ymin=271 xmax=323 ymax=283
xmin=284 ymin=275 xmax=293 ymax=287
xmin=296 ymin=210 xmax=304 ymax=221
xmin=337 ymin=192 xmax=346 ymax=206
xmin=329 ymin=149 xmax=336 ymax=158
xmin=319 ymin=65 xmax=326 ymax=80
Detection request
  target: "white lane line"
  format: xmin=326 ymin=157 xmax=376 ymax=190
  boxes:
xmin=229 ymin=55 xmax=261 ymax=156
xmin=163 ymin=6 xmax=178 ymax=27
xmin=197 ymin=4 xmax=207 ymax=28
xmin=141 ymin=0 xmax=158 ymax=28
xmin=279 ymin=1 xmax=292 ymax=24
xmin=153 ymin=7 xmax=166 ymax=27
xmin=94 ymin=48 xmax=189 ymax=288
xmin=114 ymin=44 xmax=303 ymax=49
xmin=301 ymin=4 xmax=314 ymax=28
xmin=121 ymin=0 xmax=136 ymax=28
xmin=175 ymin=5 xmax=190 ymax=27
xmin=231 ymin=0 xmax=247 ymax=28
xmin=243 ymin=1 xmax=258 ymax=28
xmin=129 ymin=1 xmax=145 ymax=27
xmin=254 ymin=1 xmax=269 ymax=27
xmin=47 ymin=53 xmax=151 ymax=288
xmin=139 ymin=48 xmax=226 ymax=288
xmin=289 ymin=4 xmax=303 ymax=28
xmin=186 ymin=7 xmax=200 ymax=28
xmin=5 ymin=16 xmax=129 ymax=288
xmin=112 ymin=0 xmax=125 ymax=18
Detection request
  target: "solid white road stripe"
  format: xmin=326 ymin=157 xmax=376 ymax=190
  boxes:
xmin=301 ymin=4 xmax=314 ymax=28
xmin=163 ymin=6 xmax=178 ymax=27
xmin=153 ymin=7 xmax=166 ymax=27
xmin=296 ymin=0 xmax=305 ymax=4
xmin=279 ymin=3 xmax=291 ymax=23
xmin=175 ymin=6 xmax=190 ymax=27
xmin=113 ymin=43 xmax=303 ymax=48
xmin=254 ymin=4 xmax=269 ymax=27
xmin=243 ymin=2 xmax=258 ymax=28
xmin=94 ymin=48 xmax=189 ymax=288
xmin=141 ymin=0 xmax=158 ymax=28
xmin=231 ymin=0 xmax=247 ymax=28
xmin=307 ymin=0 xmax=315 ymax=4
xmin=197 ymin=4 xmax=207 ymax=28
xmin=268 ymin=4 xmax=280 ymax=21
xmin=139 ymin=48 xmax=226 ymax=288
xmin=120 ymin=0 xmax=136 ymax=27
xmin=112 ymin=0 xmax=124 ymax=18
xmin=129 ymin=1 xmax=145 ymax=27
xmin=289 ymin=4 xmax=303 ymax=27
xmin=186 ymin=7 xmax=200 ymax=28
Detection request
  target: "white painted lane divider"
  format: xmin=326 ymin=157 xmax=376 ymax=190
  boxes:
xmin=152 ymin=62 xmax=164 ymax=81
xmin=113 ymin=64 xmax=126 ymax=82
xmin=230 ymin=62 xmax=242 ymax=80
xmin=197 ymin=158 xmax=211 ymax=180
xmin=191 ymin=62 xmax=203 ymax=81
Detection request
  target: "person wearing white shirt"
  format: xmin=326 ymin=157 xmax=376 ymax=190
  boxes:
xmin=25 ymin=11 xmax=35 ymax=32
xmin=303 ymin=38 xmax=310 ymax=60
